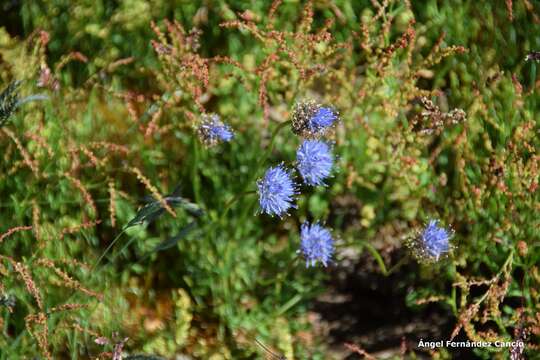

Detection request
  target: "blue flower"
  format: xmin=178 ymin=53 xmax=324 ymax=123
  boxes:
xmin=257 ymin=165 xmax=297 ymax=217
xmin=291 ymin=100 xmax=339 ymax=137
xmin=308 ymin=107 xmax=337 ymax=132
xmin=420 ymin=220 xmax=451 ymax=260
xmin=198 ymin=113 xmax=234 ymax=146
xmin=299 ymin=222 xmax=335 ymax=267
xmin=296 ymin=140 xmax=333 ymax=186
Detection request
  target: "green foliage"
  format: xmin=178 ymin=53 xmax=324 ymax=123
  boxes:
xmin=1 ymin=0 xmax=539 ymax=358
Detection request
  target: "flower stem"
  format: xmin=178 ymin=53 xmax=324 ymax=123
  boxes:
xmin=91 ymin=227 xmax=128 ymax=271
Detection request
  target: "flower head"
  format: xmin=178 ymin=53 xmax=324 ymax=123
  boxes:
xmin=308 ymin=107 xmax=337 ymax=133
xmin=299 ymin=222 xmax=335 ymax=267
xmin=257 ymin=165 xmax=297 ymax=217
xmin=421 ymin=220 xmax=451 ymax=259
xmin=411 ymin=219 xmax=452 ymax=261
xmin=296 ymin=140 xmax=333 ymax=186
xmin=291 ymin=100 xmax=338 ymax=137
xmin=197 ymin=113 xmax=234 ymax=146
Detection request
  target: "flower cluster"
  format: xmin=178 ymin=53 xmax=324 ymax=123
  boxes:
xmin=253 ymin=100 xmax=339 ymax=267
xmin=199 ymin=104 xmax=454 ymax=269
xmin=197 ymin=113 xmax=234 ymax=146
xmin=256 ymin=101 xmax=338 ymax=218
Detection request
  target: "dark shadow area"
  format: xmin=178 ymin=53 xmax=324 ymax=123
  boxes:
xmin=1 ymin=1 xmax=23 ymax=38
xmin=314 ymin=249 xmax=483 ymax=359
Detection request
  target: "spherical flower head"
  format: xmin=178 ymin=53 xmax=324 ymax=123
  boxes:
xmin=197 ymin=113 xmax=234 ymax=146
xmin=257 ymin=165 xmax=297 ymax=217
xmin=296 ymin=140 xmax=333 ymax=186
xmin=416 ymin=219 xmax=453 ymax=261
xmin=405 ymin=219 xmax=454 ymax=263
xmin=299 ymin=222 xmax=335 ymax=267
xmin=291 ymin=100 xmax=338 ymax=138
xmin=308 ymin=107 xmax=337 ymax=133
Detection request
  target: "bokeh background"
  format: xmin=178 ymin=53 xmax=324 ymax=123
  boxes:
xmin=0 ymin=1 xmax=539 ymax=359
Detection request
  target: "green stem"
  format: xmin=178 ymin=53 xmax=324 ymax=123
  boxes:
xmin=471 ymin=250 xmax=514 ymax=306
xmin=386 ymin=256 xmax=408 ymax=276
xmin=275 ymin=256 xmax=300 ymax=294
xmin=257 ymin=120 xmax=291 ymax=170
xmin=192 ymin=140 xmax=202 ymax=205
xmin=91 ymin=227 xmax=128 ymax=271
xmin=219 ymin=190 xmax=256 ymax=222
xmin=108 ymin=235 xmax=139 ymax=265
xmin=364 ymin=243 xmax=388 ymax=276
xmin=449 ymin=286 xmax=458 ymax=315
